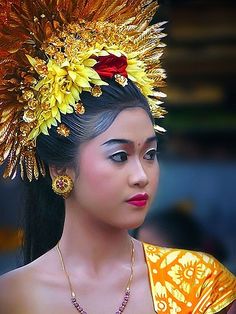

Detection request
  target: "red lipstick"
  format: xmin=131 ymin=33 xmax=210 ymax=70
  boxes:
xmin=126 ymin=193 xmax=149 ymax=207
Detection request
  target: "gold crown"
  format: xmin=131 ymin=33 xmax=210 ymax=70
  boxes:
xmin=0 ymin=0 xmax=167 ymax=181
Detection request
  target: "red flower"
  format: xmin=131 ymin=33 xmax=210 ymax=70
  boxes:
xmin=94 ymin=54 xmax=128 ymax=78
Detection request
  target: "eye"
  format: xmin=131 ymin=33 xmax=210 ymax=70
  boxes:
xmin=144 ymin=148 xmax=158 ymax=160
xmin=109 ymin=151 xmax=128 ymax=163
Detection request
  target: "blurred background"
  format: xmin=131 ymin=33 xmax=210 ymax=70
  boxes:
xmin=138 ymin=0 xmax=236 ymax=274
xmin=1 ymin=0 xmax=236 ymax=274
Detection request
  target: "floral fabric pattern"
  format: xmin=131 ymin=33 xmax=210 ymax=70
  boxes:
xmin=143 ymin=243 xmax=236 ymax=313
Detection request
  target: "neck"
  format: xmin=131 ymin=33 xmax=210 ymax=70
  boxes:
xmin=59 ymin=201 xmax=132 ymax=271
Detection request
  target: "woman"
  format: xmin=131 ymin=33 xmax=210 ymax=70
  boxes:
xmin=0 ymin=0 xmax=235 ymax=313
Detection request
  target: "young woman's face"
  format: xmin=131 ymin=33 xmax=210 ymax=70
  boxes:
xmin=70 ymin=107 xmax=160 ymax=229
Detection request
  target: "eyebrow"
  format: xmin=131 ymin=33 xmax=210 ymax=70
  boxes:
xmin=101 ymin=135 xmax=157 ymax=147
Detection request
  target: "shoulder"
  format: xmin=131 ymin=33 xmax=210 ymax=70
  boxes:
xmin=143 ymin=242 xmax=235 ymax=278
xmin=143 ymin=243 xmax=236 ymax=313
xmin=0 ymin=263 xmax=34 ymax=314
xmin=143 ymin=243 xmax=224 ymax=285
xmin=0 ymin=248 xmax=57 ymax=314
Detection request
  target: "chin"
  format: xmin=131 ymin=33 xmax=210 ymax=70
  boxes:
xmin=119 ymin=214 xmax=146 ymax=230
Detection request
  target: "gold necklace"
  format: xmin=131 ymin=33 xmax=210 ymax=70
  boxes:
xmin=56 ymin=238 xmax=135 ymax=314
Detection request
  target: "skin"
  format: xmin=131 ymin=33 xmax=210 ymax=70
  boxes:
xmin=0 ymin=108 xmax=159 ymax=314
xmin=0 ymin=107 xmax=233 ymax=314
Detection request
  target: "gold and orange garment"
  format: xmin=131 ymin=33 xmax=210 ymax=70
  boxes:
xmin=143 ymin=243 xmax=236 ymax=313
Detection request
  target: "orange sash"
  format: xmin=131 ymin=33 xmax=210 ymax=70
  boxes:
xmin=143 ymin=243 xmax=236 ymax=313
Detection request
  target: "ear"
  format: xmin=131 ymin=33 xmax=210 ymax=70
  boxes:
xmin=49 ymin=165 xmax=76 ymax=182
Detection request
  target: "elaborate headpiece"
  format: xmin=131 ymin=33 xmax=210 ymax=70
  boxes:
xmin=0 ymin=0 xmax=167 ymax=181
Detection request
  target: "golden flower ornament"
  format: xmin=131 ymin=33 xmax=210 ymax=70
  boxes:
xmin=57 ymin=124 xmax=71 ymax=137
xmin=75 ymin=102 xmax=86 ymax=115
xmin=0 ymin=0 xmax=167 ymax=181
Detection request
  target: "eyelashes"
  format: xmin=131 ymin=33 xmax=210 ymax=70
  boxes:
xmin=109 ymin=151 xmax=128 ymax=162
xmin=145 ymin=148 xmax=158 ymax=160
xmin=109 ymin=148 xmax=158 ymax=163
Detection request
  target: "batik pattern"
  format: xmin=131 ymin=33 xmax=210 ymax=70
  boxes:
xmin=143 ymin=243 xmax=236 ymax=313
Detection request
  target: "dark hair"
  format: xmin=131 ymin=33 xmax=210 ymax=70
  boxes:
xmin=22 ymin=78 xmax=153 ymax=264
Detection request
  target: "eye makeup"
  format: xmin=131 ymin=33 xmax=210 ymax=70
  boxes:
xmin=108 ymin=147 xmax=158 ymax=163
xmin=143 ymin=148 xmax=158 ymax=160
xmin=102 ymin=135 xmax=158 ymax=162
xmin=109 ymin=150 xmax=129 ymax=163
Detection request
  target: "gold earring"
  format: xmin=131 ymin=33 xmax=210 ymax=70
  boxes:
xmin=52 ymin=175 xmax=74 ymax=199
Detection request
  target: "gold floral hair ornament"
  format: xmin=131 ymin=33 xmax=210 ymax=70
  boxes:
xmin=57 ymin=123 xmax=70 ymax=137
xmin=0 ymin=0 xmax=167 ymax=181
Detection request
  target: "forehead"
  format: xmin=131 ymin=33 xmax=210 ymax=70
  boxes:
xmin=95 ymin=107 xmax=155 ymax=144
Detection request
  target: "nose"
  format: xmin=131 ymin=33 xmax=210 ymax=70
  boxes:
xmin=128 ymin=158 xmax=149 ymax=188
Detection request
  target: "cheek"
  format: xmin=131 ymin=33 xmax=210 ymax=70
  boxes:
xmin=76 ymin=154 xmax=120 ymax=200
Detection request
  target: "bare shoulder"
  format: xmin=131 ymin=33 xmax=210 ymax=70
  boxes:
xmin=0 ymin=264 xmax=30 ymax=314
xmin=0 ymin=248 xmax=58 ymax=314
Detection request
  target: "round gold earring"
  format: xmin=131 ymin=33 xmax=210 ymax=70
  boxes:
xmin=52 ymin=175 xmax=74 ymax=199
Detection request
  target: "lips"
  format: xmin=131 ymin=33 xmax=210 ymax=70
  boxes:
xmin=127 ymin=193 xmax=149 ymax=201
xmin=126 ymin=193 xmax=149 ymax=207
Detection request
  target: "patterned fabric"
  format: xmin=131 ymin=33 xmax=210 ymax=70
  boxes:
xmin=143 ymin=243 xmax=236 ymax=314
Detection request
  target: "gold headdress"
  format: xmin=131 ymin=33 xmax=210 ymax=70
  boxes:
xmin=0 ymin=0 xmax=167 ymax=181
